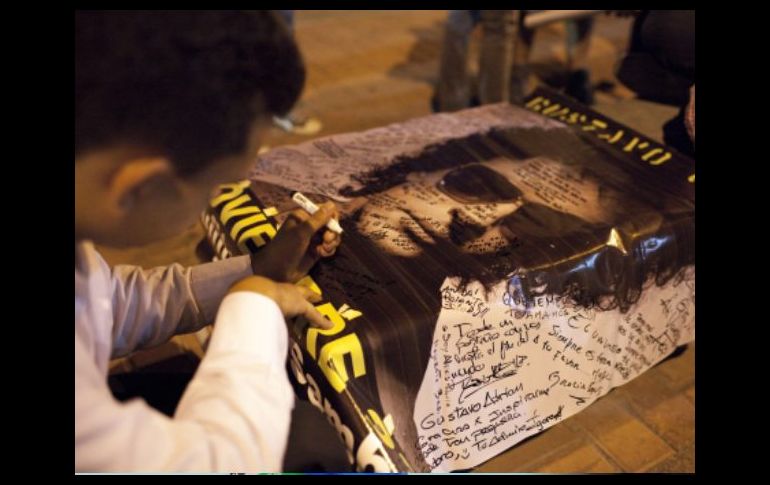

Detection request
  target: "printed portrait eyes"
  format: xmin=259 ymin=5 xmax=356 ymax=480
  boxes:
xmin=437 ymin=164 xmax=523 ymax=204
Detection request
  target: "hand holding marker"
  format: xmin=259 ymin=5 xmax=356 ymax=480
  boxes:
xmin=292 ymin=192 xmax=344 ymax=234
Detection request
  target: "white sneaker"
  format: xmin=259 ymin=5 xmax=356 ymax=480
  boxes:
xmin=273 ymin=110 xmax=323 ymax=135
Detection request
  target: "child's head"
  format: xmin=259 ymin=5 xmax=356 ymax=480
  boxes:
xmin=75 ymin=11 xmax=304 ymax=247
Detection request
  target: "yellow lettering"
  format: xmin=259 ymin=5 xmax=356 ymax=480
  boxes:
xmin=318 ymin=333 xmax=366 ymax=393
xmin=623 ymin=137 xmax=650 ymax=152
xmin=220 ymin=195 xmax=261 ymax=225
xmin=236 ymin=223 xmax=276 ymax=250
xmin=296 ymin=275 xmax=323 ymax=296
xmin=306 ymin=303 xmax=346 ymax=359
xmin=365 ymin=409 xmax=395 ymax=449
xmin=229 ymin=213 xmax=267 ymax=241
xmin=525 ymin=96 xmax=546 ymax=110
xmin=209 ymin=180 xmax=251 ymax=208
xmin=541 ymin=104 xmax=563 ymax=116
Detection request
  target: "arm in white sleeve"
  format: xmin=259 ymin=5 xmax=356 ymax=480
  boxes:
xmin=75 ymin=291 xmax=295 ymax=472
xmin=106 ymin=249 xmax=253 ymax=358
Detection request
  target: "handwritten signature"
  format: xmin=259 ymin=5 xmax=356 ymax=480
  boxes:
xmin=457 ymin=358 xmax=526 ymax=404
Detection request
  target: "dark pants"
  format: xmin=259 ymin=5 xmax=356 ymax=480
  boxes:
xmin=110 ymin=355 xmax=350 ymax=472
xmin=617 ymin=10 xmax=695 ymax=106
xmin=617 ymin=10 xmax=695 ymax=155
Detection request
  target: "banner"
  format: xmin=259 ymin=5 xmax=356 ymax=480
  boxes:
xmin=201 ymin=87 xmax=695 ymax=472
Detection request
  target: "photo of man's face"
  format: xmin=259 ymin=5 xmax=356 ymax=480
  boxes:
xmin=352 ymin=156 xmax=613 ymax=261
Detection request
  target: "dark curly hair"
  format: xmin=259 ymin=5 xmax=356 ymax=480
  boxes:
xmin=75 ymin=10 xmax=305 ymax=175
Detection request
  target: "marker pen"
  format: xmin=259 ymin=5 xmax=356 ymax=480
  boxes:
xmin=291 ymin=191 xmax=344 ymax=234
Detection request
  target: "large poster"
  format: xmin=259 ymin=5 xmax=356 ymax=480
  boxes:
xmin=201 ymin=87 xmax=695 ymax=472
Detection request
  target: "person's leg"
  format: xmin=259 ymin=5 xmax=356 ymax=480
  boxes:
xmin=276 ymin=10 xmax=295 ymax=34
xmin=615 ymin=10 xmax=695 ymax=152
xmin=565 ymin=17 xmax=593 ymax=73
xmin=663 ymin=105 xmax=695 ymax=158
xmin=270 ymin=10 xmax=323 ymax=135
xmin=616 ymin=10 xmax=694 ymax=106
xmin=509 ymin=11 xmax=536 ymax=105
xmin=434 ymin=10 xmax=480 ymax=112
xmin=478 ymin=10 xmax=517 ymax=105
xmin=564 ymin=16 xmax=595 ymax=104
xmin=639 ymin=10 xmax=694 ymax=83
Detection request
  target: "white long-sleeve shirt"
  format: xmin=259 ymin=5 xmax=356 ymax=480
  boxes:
xmin=75 ymin=241 xmax=295 ymax=473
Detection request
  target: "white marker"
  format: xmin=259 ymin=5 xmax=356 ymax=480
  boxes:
xmin=292 ymin=191 xmax=344 ymax=234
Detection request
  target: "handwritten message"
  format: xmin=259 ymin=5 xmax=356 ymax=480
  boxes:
xmin=250 ymin=104 xmax=563 ymax=201
xmin=413 ymin=267 xmax=695 ymax=471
